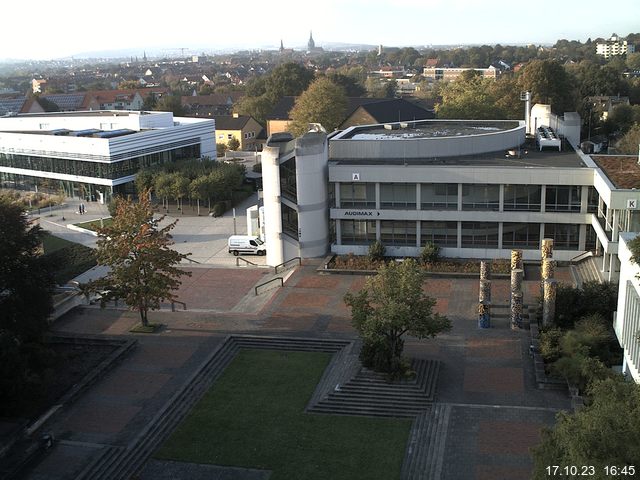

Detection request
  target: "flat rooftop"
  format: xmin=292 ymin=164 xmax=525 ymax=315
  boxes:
xmin=338 ymin=120 xmax=521 ymax=140
xmin=593 ymin=155 xmax=640 ymax=189
xmin=330 ymin=144 xmax=587 ymax=168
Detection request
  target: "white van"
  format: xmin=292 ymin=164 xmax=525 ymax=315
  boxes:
xmin=228 ymin=235 xmax=266 ymax=256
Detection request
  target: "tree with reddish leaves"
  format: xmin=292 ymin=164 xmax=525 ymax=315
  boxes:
xmin=92 ymin=191 xmax=191 ymax=327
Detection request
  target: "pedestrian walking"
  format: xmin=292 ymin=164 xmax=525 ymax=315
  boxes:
xmin=80 ymin=203 xmax=85 ymax=214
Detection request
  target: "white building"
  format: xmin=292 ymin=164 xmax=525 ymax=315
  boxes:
xmin=614 ymin=233 xmax=640 ymax=382
xmin=596 ymin=34 xmax=635 ymax=58
xmin=0 ymin=110 xmax=215 ymax=202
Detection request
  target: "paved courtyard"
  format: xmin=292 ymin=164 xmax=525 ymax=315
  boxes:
xmin=18 ymin=205 xmax=575 ymax=479
xmin=21 ymin=256 xmax=574 ymax=480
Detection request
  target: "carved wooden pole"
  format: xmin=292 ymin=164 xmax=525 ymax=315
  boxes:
xmin=480 ymin=260 xmax=492 ymax=281
xmin=511 ymin=291 xmax=523 ymax=329
xmin=542 ymin=279 xmax=557 ymax=327
xmin=478 ymin=301 xmax=491 ymax=329
xmin=510 ymin=249 xmax=523 ymax=271
xmin=510 ymin=268 xmax=524 ymax=294
xmin=541 ymin=238 xmax=554 ymax=260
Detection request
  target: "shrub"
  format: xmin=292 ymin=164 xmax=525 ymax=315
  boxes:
xmin=539 ymin=327 xmax=564 ymax=363
xmin=211 ymin=202 xmax=226 ymax=217
xmin=420 ymin=242 xmax=440 ymax=264
xmin=368 ymin=240 xmax=386 ymax=262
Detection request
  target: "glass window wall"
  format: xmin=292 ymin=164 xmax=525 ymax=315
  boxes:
xmin=420 ymin=183 xmax=458 ymax=210
xmin=341 ymin=220 xmax=376 ymax=245
xmin=279 ymin=157 xmax=297 ymax=202
xmin=544 ymin=223 xmax=580 ymax=250
xmin=281 ymin=203 xmax=298 ymax=239
xmin=461 ymin=222 xmax=499 ymax=248
xmin=380 ymin=220 xmax=417 ymax=246
xmin=503 ymin=185 xmax=541 ymax=211
xmin=339 ymin=183 xmax=376 ymax=208
xmin=420 ymin=221 xmax=458 ymax=247
xmin=461 ymin=184 xmax=500 ymax=211
xmin=502 ymin=222 xmax=541 ymax=248
xmin=545 ymin=186 xmax=581 ymax=212
xmin=380 ymin=183 xmax=416 ymax=210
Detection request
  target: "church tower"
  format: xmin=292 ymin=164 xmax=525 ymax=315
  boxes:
xmin=308 ymin=31 xmax=315 ymax=51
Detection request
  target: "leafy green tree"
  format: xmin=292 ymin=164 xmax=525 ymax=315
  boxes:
xmin=236 ymin=94 xmax=274 ymax=127
xmin=532 ymin=377 xmax=640 ymax=479
xmin=344 ymin=259 xmax=451 ymax=376
xmin=0 ymin=195 xmax=55 ymax=412
xmin=170 ymin=173 xmax=190 ymax=211
xmin=616 ymin=124 xmax=640 ymax=154
xmin=154 ymin=94 xmax=184 ymax=116
xmin=289 ymin=77 xmax=347 ymax=136
xmin=154 ymin=172 xmax=174 ymax=210
xmin=227 ymin=137 xmax=240 ymax=151
xmin=627 ymin=52 xmax=640 ymax=71
xmin=135 ymin=169 xmax=155 ymax=196
xmin=436 ymin=76 xmax=504 ymax=119
xmin=0 ymin=195 xmax=54 ymax=342
xmin=91 ymin=192 xmax=191 ymax=327
xmin=264 ymin=62 xmax=315 ymax=101
xmin=517 ymin=59 xmax=576 ymax=113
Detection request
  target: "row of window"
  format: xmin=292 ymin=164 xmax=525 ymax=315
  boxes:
xmin=0 ymin=145 xmax=200 ymax=180
xmin=337 ymin=183 xmax=598 ymax=213
xmin=339 ymin=220 xmax=582 ymax=250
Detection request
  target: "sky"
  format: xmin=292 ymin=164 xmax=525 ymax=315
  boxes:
xmin=1 ymin=0 xmax=639 ymax=60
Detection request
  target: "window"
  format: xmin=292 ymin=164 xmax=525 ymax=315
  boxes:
xmin=587 ymin=186 xmax=599 ymax=214
xmin=279 ymin=157 xmax=297 ymax=202
xmin=503 ymin=185 xmax=541 ymax=211
xmin=421 ymin=221 xmax=457 ymax=247
xmin=502 ymin=223 xmax=540 ymax=249
xmin=544 ymin=223 xmax=579 ymax=250
xmin=545 ymin=186 xmax=581 ymax=212
xmin=380 ymin=220 xmax=416 ymax=246
xmin=227 ymin=134 xmax=233 ymax=140
xmin=341 ymin=220 xmax=376 ymax=245
xmin=461 ymin=222 xmax=499 ymax=248
xmin=339 ymin=183 xmax=375 ymax=208
xmin=380 ymin=183 xmax=416 ymax=209
xmin=282 ymin=203 xmax=298 ymax=239
xmin=421 ymin=183 xmax=458 ymax=210
xmin=462 ymin=184 xmax=500 ymax=211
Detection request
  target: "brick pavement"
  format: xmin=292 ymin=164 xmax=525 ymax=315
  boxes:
xmin=26 ymin=261 xmax=574 ymax=480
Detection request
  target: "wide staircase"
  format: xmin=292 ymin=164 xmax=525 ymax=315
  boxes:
xmin=571 ymin=254 xmax=603 ymax=286
xmin=308 ymin=358 xmax=440 ymax=418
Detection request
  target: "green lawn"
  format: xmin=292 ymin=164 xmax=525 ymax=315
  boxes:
xmin=42 ymin=233 xmax=97 ymax=284
xmin=73 ymin=217 xmax=112 ymax=231
xmin=156 ymin=349 xmax=412 ymax=480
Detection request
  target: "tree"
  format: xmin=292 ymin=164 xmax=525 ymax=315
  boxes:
xmin=227 ymin=137 xmax=240 ymax=151
xmin=92 ymin=192 xmax=191 ymax=327
xmin=289 ymin=77 xmax=348 ymax=136
xmin=517 ymin=59 xmax=576 ymax=113
xmin=616 ymin=124 xmax=640 ymax=154
xmin=0 ymin=195 xmax=55 ymax=411
xmin=343 ymin=259 xmax=451 ymax=376
xmin=436 ymin=76 xmax=505 ymax=119
xmin=532 ymin=377 xmax=640 ymax=479
xmin=0 ymin=195 xmax=54 ymax=342
xmin=154 ymin=94 xmax=184 ymax=116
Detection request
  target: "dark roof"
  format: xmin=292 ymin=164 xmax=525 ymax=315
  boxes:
xmin=266 ymin=96 xmax=296 ymax=120
xmin=213 ymin=115 xmax=252 ymax=130
xmin=0 ymin=97 xmax=26 ymax=115
xmin=351 ymin=98 xmax=435 ymax=124
xmin=182 ymin=93 xmax=244 ymax=106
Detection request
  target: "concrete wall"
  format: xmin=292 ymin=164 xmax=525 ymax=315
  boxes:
xmin=614 ymin=233 xmax=640 ymax=382
xmin=295 ymin=132 xmax=329 ymax=258
xmin=330 ymin=120 xmax=525 ymax=159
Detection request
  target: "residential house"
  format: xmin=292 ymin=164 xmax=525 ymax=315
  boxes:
xmin=214 ymin=113 xmax=263 ymax=151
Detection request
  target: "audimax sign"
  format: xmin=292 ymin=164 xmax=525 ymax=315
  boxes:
xmin=344 ymin=211 xmax=380 ymax=216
